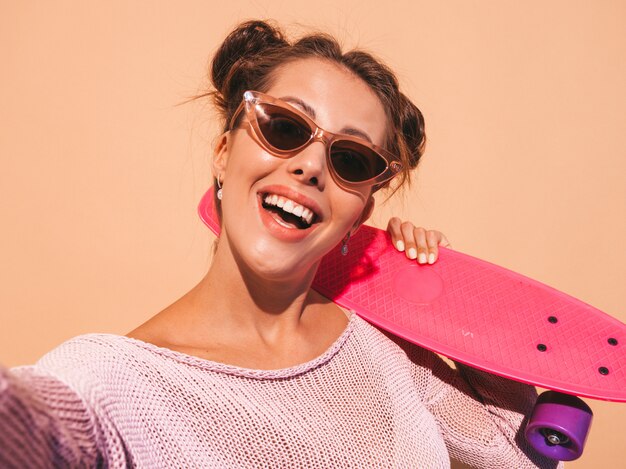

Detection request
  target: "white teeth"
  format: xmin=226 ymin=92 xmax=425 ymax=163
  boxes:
xmin=262 ymin=193 xmax=316 ymax=226
xmin=283 ymin=200 xmax=294 ymax=213
xmin=302 ymin=208 xmax=312 ymax=224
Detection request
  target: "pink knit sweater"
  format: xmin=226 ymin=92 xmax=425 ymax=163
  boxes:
xmin=1 ymin=313 xmax=561 ymax=468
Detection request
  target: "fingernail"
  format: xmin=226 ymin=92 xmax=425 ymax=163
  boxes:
xmin=396 ymin=240 xmax=405 ymax=252
xmin=428 ymin=253 xmax=435 ymax=264
xmin=418 ymin=252 xmax=427 ymax=264
xmin=408 ymin=248 xmax=417 ymax=259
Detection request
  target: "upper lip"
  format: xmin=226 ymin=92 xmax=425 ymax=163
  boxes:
xmin=257 ymin=185 xmax=324 ymax=221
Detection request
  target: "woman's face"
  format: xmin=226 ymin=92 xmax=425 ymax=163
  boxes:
xmin=213 ymin=58 xmax=388 ymax=282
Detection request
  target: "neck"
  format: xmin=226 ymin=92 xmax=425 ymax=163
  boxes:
xmin=185 ymin=235 xmax=323 ymax=343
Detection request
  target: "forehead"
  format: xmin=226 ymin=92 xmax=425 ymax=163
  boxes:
xmin=264 ymin=58 xmax=388 ymax=146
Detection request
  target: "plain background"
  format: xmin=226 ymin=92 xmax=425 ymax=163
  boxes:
xmin=1 ymin=1 xmax=624 ymax=467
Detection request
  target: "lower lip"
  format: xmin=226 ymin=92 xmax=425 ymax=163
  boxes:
xmin=257 ymin=196 xmax=318 ymax=242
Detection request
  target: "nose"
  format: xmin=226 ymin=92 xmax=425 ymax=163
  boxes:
xmin=285 ymin=140 xmax=327 ymax=190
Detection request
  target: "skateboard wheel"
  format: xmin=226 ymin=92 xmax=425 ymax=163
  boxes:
xmin=525 ymin=391 xmax=593 ymax=461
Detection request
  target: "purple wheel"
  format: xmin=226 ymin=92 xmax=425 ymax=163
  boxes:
xmin=525 ymin=391 xmax=593 ymax=461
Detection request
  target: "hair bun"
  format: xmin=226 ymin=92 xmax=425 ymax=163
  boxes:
xmin=400 ymin=94 xmax=426 ymax=170
xmin=211 ymin=21 xmax=287 ymax=107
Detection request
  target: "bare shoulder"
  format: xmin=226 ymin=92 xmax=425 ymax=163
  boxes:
xmin=125 ymin=301 xmax=185 ymax=348
xmin=125 ymin=321 xmax=161 ymax=345
xmin=125 ymin=287 xmax=203 ymax=346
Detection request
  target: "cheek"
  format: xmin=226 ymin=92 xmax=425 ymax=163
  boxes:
xmin=335 ymin=187 xmax=371 ymax=217
xmin=332 ymin=192 xmax=369 ymax=228
xmin=227 ymin=141 xmax=279 ymax=178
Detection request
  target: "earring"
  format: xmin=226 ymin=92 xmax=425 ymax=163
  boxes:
xmin=216 ymin=177 xmax=223 ymax=201
xmin=341 ymin=232 xmax=351 ymax=256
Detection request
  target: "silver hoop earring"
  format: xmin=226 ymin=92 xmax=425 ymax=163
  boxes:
xmin=341 ymin=232 xmax=351 ymax=256
xmin=216 ymin=177 xmax=223 ymax=201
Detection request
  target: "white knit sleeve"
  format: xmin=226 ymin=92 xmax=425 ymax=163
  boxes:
xmin=0 ymin=365 xmax=99 ymax=468
xmin=405 ymin=345 xmax=565 ymax=469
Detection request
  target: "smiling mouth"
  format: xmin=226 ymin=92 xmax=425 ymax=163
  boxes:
xmin=261 ymin=193 xmax=320 ymax=230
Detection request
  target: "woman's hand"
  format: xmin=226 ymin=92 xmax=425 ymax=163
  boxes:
xmin=386 ymin=217 xmax=451 ymax=264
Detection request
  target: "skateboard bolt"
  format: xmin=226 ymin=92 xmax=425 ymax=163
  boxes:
xmin=599 ymin=366 xmax=609 ymax=375
xmin=547 ymin=434 xmax=560 ymax=445
xmin=608 ymin=338 xmax=618 ymax=346
xmin=541 ymin=429 xmax=569 ymax=446
xmin=547 ymin=433 xmax=563 ymax=445
xmin=537 ymin=344 xmax=547 ymax=352
xmin=548 ymin=316 xmax=558 ymax=324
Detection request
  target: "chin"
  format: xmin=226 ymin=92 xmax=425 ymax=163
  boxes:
xmin=241 ymin=244 xmax=321 ymax=284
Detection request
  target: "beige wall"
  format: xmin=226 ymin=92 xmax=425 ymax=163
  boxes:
xmin=1 ymin=1 xmax=624 ymax=467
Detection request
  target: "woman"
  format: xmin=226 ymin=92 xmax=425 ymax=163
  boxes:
xmin=0 ymin=20 xmax=559 ymax=468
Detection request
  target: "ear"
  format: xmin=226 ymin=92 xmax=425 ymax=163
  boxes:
xmin=352 ymin=195 xmax=375 ymax=235
xmin=211 ymin=132 xmax=230 ymax=180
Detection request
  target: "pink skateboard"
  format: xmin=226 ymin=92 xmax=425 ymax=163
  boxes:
xmin=198 ymin=187 xmax=625 ymax=461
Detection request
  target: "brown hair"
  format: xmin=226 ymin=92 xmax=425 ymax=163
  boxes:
xmin=201 ymin=20 xmax=426 ymax=193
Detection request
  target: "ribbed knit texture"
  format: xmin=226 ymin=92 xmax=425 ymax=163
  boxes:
xmin=1 ymin=313 xmax=562 ymax=468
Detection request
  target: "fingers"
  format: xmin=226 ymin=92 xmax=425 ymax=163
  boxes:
xmin=386 ymin=217 xmax=405 ymax=251
xmin=386 ymin=218 xmax=451 ymax=264
xmin=435 ymin=232 xmax=452 ymax=249
xmin=425 ymin=230 xmax=452 ymax=264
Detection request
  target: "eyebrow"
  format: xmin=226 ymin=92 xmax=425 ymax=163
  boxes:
xmin=280 ymin=96 xmax=374 ymax=144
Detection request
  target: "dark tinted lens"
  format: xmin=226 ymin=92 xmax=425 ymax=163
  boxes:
xmin=256 ymin=104 xmax=311 ymax=151
xmin=330 ymin=141 xmax=387 ymax=182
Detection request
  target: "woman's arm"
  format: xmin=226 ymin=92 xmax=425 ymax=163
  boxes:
xmin=423 ymin=352 xmax=562 ymax=468
xmin=386 ymin=220 xmax=562 ymax=467
xmin=0 ymin=365 xmax=99 ymax=468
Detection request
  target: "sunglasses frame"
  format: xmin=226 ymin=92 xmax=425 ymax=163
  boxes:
xmin=228 ymin=90 xmax=404 ymax=191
